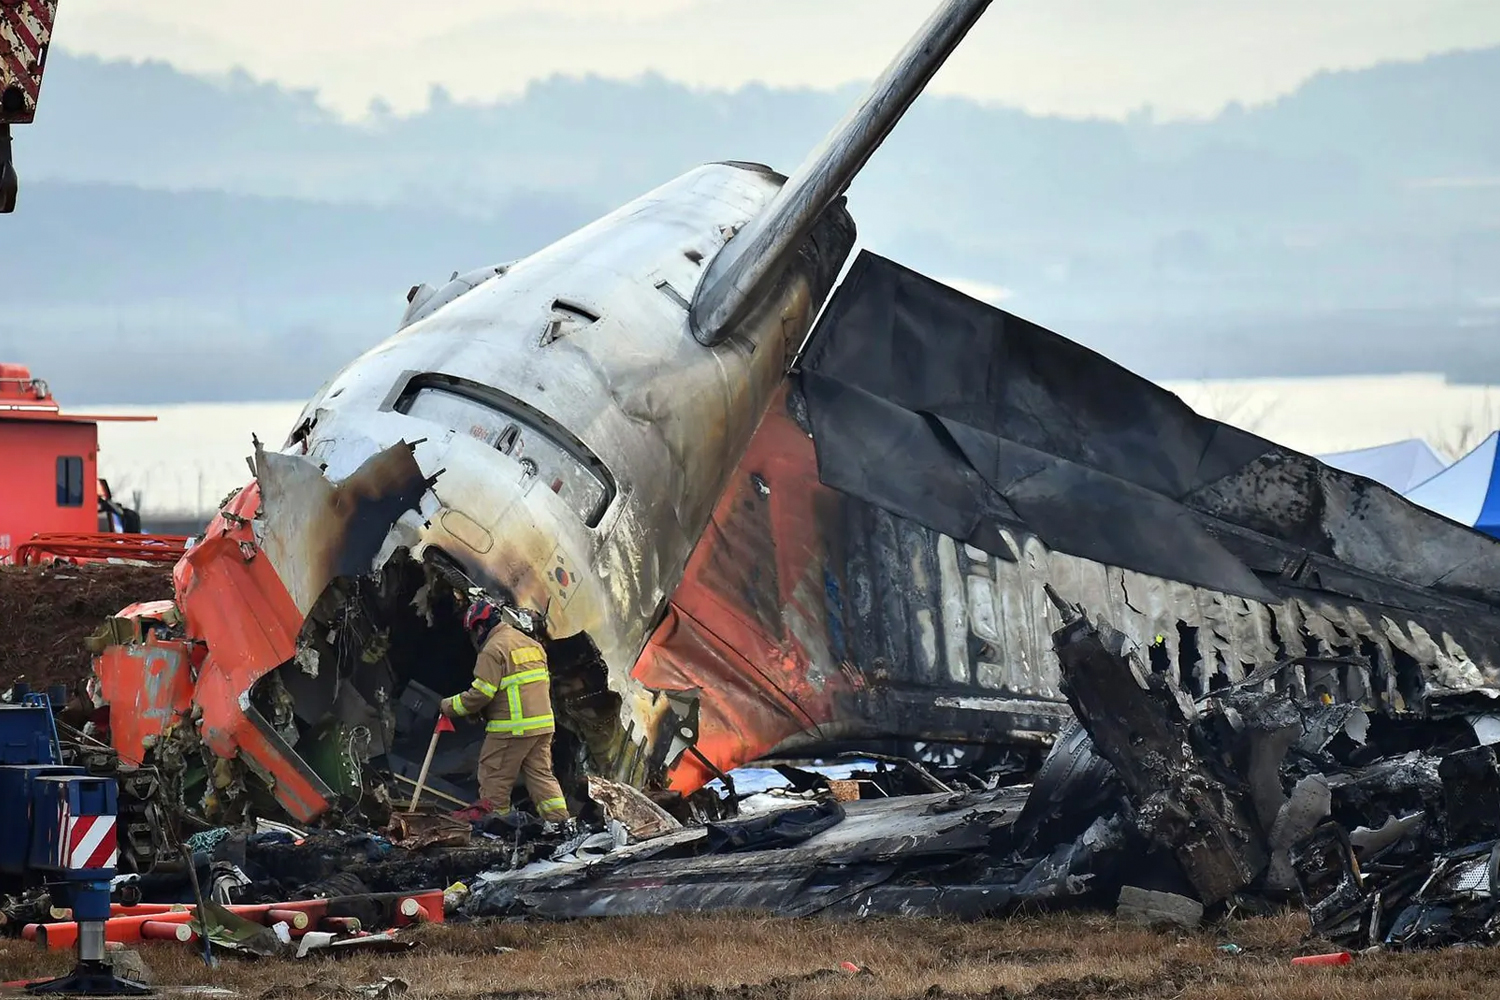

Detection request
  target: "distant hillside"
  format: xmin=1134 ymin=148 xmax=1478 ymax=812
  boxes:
xmin=0 ymin=181 xmax=599 ymax=403
xmin=26 ymin=48 xmax=1500 ymax=216
xmin=2 ymin=48 xmax=1498 ymax=402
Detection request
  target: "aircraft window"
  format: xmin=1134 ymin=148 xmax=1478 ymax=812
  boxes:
xmin=400 ymin=385 xmax=613 ymax=527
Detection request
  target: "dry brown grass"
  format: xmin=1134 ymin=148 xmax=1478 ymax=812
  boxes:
xmin=2 ymin=909 xmax=1495 ymax=1000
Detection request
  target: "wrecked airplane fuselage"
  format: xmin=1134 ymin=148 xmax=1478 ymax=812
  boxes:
xmin=94 ymin=161 xmax=857 ymax=823
xmin=276 ymin=164 xmax=854 ymax=790
xmin=88 ymin=250 xmax=1500 ymax=837
xmin=86 ymin=6 xmax=1500 ymax=837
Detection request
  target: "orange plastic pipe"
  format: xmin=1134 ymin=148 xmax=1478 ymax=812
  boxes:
xmin=30 ymin=902 xmax=327 ymax=950
xmin=267 ymin=908 xmax=310 ymax=930
xmin=140 ymin=921 xmax=197 ymax=943
xmin=109 ymin=903 xmax=188 ymax=917
xmin=395 ymin=892 xmax=444 ymax=925
xmin=30 ymin=910 xmax=195 ymax=949
xmin=29 ymin=891 xmax=444 ymax=950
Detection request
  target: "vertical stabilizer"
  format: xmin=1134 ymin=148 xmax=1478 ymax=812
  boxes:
xmin=690 ymin=0 xmax=991 ymax=346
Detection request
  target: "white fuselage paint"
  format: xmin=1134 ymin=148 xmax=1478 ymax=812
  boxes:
xmin=278 ymin=164 xmax=828 ymax=754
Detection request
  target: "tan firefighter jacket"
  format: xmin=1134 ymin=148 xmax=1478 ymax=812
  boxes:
xmin=441 ymin=622 xmax=555 ymax=737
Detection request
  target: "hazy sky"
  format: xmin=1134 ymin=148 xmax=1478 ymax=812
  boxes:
xmin=56 ymin=0 xmax=1500 ymax=119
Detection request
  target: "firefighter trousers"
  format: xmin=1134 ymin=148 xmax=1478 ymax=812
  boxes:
xmin=477 ymin=731 xmax=569 ymax=820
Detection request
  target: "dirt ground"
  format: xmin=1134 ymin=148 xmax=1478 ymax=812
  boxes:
xmin=0 ymin=563 xmax=173 ymax=691
xmin=1 ymin=910 xmax=1491 ymax=1000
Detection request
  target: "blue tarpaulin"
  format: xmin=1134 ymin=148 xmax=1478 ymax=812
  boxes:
xmin=1404 ymin=432 xmax=1500 ymax=538
xmin=1318 ymin=438 xmax=1447 ymax=494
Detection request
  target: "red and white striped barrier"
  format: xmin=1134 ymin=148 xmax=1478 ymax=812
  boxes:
xmin=63 ymin=814 xmax=118 ymax=871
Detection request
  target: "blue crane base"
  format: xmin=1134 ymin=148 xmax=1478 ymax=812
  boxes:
xmin=25 ymin=884 xmax=150 ymax=996
xmin=25 ymin=964 xmax=151 ymax=996
xmin=1 ymin=701 xmax=151 ymax=995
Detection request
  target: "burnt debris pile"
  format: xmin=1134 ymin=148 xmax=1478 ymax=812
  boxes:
xmin=1028 ymin=590 xmax=1500 ymax=950
xmin=10 ymin=576 xmax=1500 ymax=954
xmin=460 ymin=594 xmax=1500 ymax=950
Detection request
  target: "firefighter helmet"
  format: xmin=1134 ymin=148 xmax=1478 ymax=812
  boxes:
xmin=463 ymin=599 xmax=497 ymax=633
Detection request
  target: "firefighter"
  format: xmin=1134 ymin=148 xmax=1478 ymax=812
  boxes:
xmin=440 ymin=597 xmax=572 ymax=827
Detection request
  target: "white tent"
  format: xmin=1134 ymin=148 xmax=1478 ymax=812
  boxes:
xmin=1403 ymin=432 xmax=1500 ymax=538
xmin=1316 ymin=438 xmax=1448 ymax=493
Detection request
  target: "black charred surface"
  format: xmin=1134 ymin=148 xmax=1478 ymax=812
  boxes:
xmin=324 ymin=444 xmax=430 ymax=585
xmin=703 ymin=473 xmax=784 ymax=638
xmin=798 ymin=251 xmax=1500 ymax=677
xmin=1439 ymin=747 xmax=1500 ymax=846
xmin=800 ymin=374 xmax=1015 ymax=553
xmin=464 ymin=788 xmax=1033 ymax=920
xmin=288 ymin=554 xmax=486 ymax=801
xmin=211 ymin=830 xmax=575 ymax=912
xmin=1051 ymin=610 xmax=1267 ymax=905
xmin=683 ymin=388 xmax=1073 ymax=763
xmin=1020 ymin=606 xmax=1500 ymax=950
xmin=548 ymin=630 xmax=625 ymax=798
xmin=1011 ymin=720 xmax=1120 ymax=853
xmin=1289 ymin=823 xmax=1370 ymax=940
xmin=797 ymin=196 xmax=857 ymax=336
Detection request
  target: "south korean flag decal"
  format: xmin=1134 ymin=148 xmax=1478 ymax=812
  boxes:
xmin=547 ymin=544 xmax=577 ymax=610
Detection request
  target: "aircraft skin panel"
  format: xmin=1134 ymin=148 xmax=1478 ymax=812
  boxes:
xmin=634 ymin=253 xmax=1500 ymax=794
xmin=633 ymin=376 xmax=1500 ymax=795
xmin=803 ymin=253 xmax=1500 ymax=608
xmin=635 ymin=383 xmax=1074 ymax=793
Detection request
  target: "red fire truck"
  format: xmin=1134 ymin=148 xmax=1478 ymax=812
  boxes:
xmin=0 ymin=364 xmax=186 ymax=564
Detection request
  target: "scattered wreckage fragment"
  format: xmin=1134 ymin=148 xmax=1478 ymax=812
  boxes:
xmin=463 ymin=789 xmax=1032 ymax=921
xmin=1033 ymin=596 xmax=1500 ymax=951
xmin=29 ymin=590 xmax=1500 ymax=942
xmin=1046 ymin=590 xmax=1266 ymax=906
xmin=1287 ymin=742 xmax=1500 ymax=950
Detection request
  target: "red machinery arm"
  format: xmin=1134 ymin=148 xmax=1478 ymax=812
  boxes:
xmin=13 ymin=533 xmax=190 ymax=566
xmin=1 ymin=0 xmax=60 ymax=213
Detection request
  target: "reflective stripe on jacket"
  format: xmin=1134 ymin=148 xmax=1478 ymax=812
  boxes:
xmin=446 ymin=622 xmax=555 ymax=736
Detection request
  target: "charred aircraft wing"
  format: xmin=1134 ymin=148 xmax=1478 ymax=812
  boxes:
xmin=636 ymin=250 xmax=1500 ymax=791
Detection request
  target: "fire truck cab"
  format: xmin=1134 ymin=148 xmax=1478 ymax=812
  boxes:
xmin=0 ymin=364 xmax=150 ymax=561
